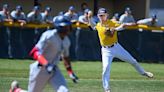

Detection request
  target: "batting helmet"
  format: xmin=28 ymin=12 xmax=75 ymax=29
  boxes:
xmin=54 ymin=15 xmax=71 ymax=27
xmin=54 ymin=15 xmax=72 ymax=32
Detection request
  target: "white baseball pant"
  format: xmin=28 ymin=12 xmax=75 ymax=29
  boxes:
xmin=101 ymin=42 xmax=145 ymax=90
xmin=28 ymin=62 xmax=68 ymax=92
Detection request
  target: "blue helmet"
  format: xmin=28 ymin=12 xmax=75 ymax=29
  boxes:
xmin=54 ymin=15 xmax=72 ymax=27
xmin=54 ymin=15 xmax=72 ymax=32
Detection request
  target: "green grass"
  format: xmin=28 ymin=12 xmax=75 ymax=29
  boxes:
xmin=0 ymin=59 xmax=164 ymax=92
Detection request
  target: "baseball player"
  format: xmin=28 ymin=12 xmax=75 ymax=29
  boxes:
xmin=41 ymin=6 xmax=53 ymax=24
xmin=10 ymin=5 xmax=26 ymax=25
xmin=119 ymin=7 xmax=136 ymax=26
xmin=28 ymin=15 xmax=78 ymax=92
xmin=0 ymin=4 xmax=12 ymax=22
xmin=88 ymin=8 xmax=154 ymax=92
xmin=64 ymin=6 xmax=78 ymax=22
xmin=78 ymin=9 xmax=90 ymax=24
xmin=27 ymin=6 xmax=43 ymax=23
xmin=137 ymin=14 xmax=158 ymax=26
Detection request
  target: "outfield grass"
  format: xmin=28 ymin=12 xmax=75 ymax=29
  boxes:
xmin=0 ymin=59 xmax=164 ymax=92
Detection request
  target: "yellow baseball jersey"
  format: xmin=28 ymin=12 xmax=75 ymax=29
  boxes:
xmin=95 ymin=19 xmax=119 ymax=46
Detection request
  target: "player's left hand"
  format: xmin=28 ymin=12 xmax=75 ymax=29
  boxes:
xmin=45 ymin=63 xmax=55 ymax=74
xmin=69 ymin=73 xmax=79 ymax=83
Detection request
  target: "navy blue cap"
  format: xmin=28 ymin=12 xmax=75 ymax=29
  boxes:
xmin=84 ymin=8 xmax=90 ymax=14
xmin=98 ymin=8 xmax=107 ymax=15
xmin=58 ymin=11 xmax=64 ymax=15
xmin=125 ymin=7 xmax=131 ymax=12
xmin=114 ymin=13 xmax=119 ymax=19
xmin=33 ymin=6 xmax=40 ymax=11
xmin=45 ymin=6 xmax=51 ymax=12
xmin=69 ymin=6 xmax=75 ymax=11
xmin=3 ymin=4 xmax=9 ymax=9
xmin=16 ymin=5 xmax=22 ymax=11
xmin=152 ymin=14 xmax=157 ymax=19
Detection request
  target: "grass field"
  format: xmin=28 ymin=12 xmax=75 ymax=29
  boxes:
xmin=0 ymin=59 xmax=164 ymax=92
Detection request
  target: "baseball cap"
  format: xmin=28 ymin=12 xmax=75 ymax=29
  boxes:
xmin=114 ymin=13 xmax=119 ymax=19
xmin=84 ymin=8 xmax=90 ymax=14
xmin=125 ymin=7 xmax=132 ymax=14
xmin=151 ymin=14 xmax=157 ymax=19
xmin=69 ymin=6 xmax=75 ymax=11
xmin=125 ymin=7 xmax=131 ymax=12
xmin=45 ymin=6 xmax=51 ymax=12
xmin=33 ymin=6 xmax=40 ymax=11
xmin=58 ymin=11 xmax=64 ymax=15
xmin=98 ymin=8 xmax=107 ymax=15
xmin=3 ymin=4 xmax=9 ymax=9
xmin=16 ymin=5 xmax=22 ymax=11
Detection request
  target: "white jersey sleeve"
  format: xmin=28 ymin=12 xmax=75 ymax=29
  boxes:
xmin=78 ymin=15 xmax=85 ymax=23
xmin=137 ymin=18 xmax=152 ymax=25
xmin=10 ymin=11 xmax=15 ymax=18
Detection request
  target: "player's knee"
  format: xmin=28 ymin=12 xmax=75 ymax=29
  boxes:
xmin=57 ymin=85 xmax=69 ymax=92
xmin=102 ymin=66 xmax=109 ymax=75
xmin=130 ymin=59 xmax=138 ymax=66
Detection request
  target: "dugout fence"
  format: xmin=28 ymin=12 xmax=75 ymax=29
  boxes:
xmin=0 ymin=22 xmax=164 ymax=63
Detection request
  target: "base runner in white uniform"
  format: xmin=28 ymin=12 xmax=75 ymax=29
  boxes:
xmin=28 ymin=15 xmax=78 ymax=92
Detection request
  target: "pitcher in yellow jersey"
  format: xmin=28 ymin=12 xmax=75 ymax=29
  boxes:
xmin=88 ymin=8 xmax=153 ymax=92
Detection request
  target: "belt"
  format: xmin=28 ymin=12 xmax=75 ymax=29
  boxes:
xmin=102 ymin=42 xmax=117 ymax=48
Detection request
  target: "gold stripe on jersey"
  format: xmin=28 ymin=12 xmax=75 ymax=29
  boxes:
xmin=96 ymin=19 xmax=119 ymax=46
